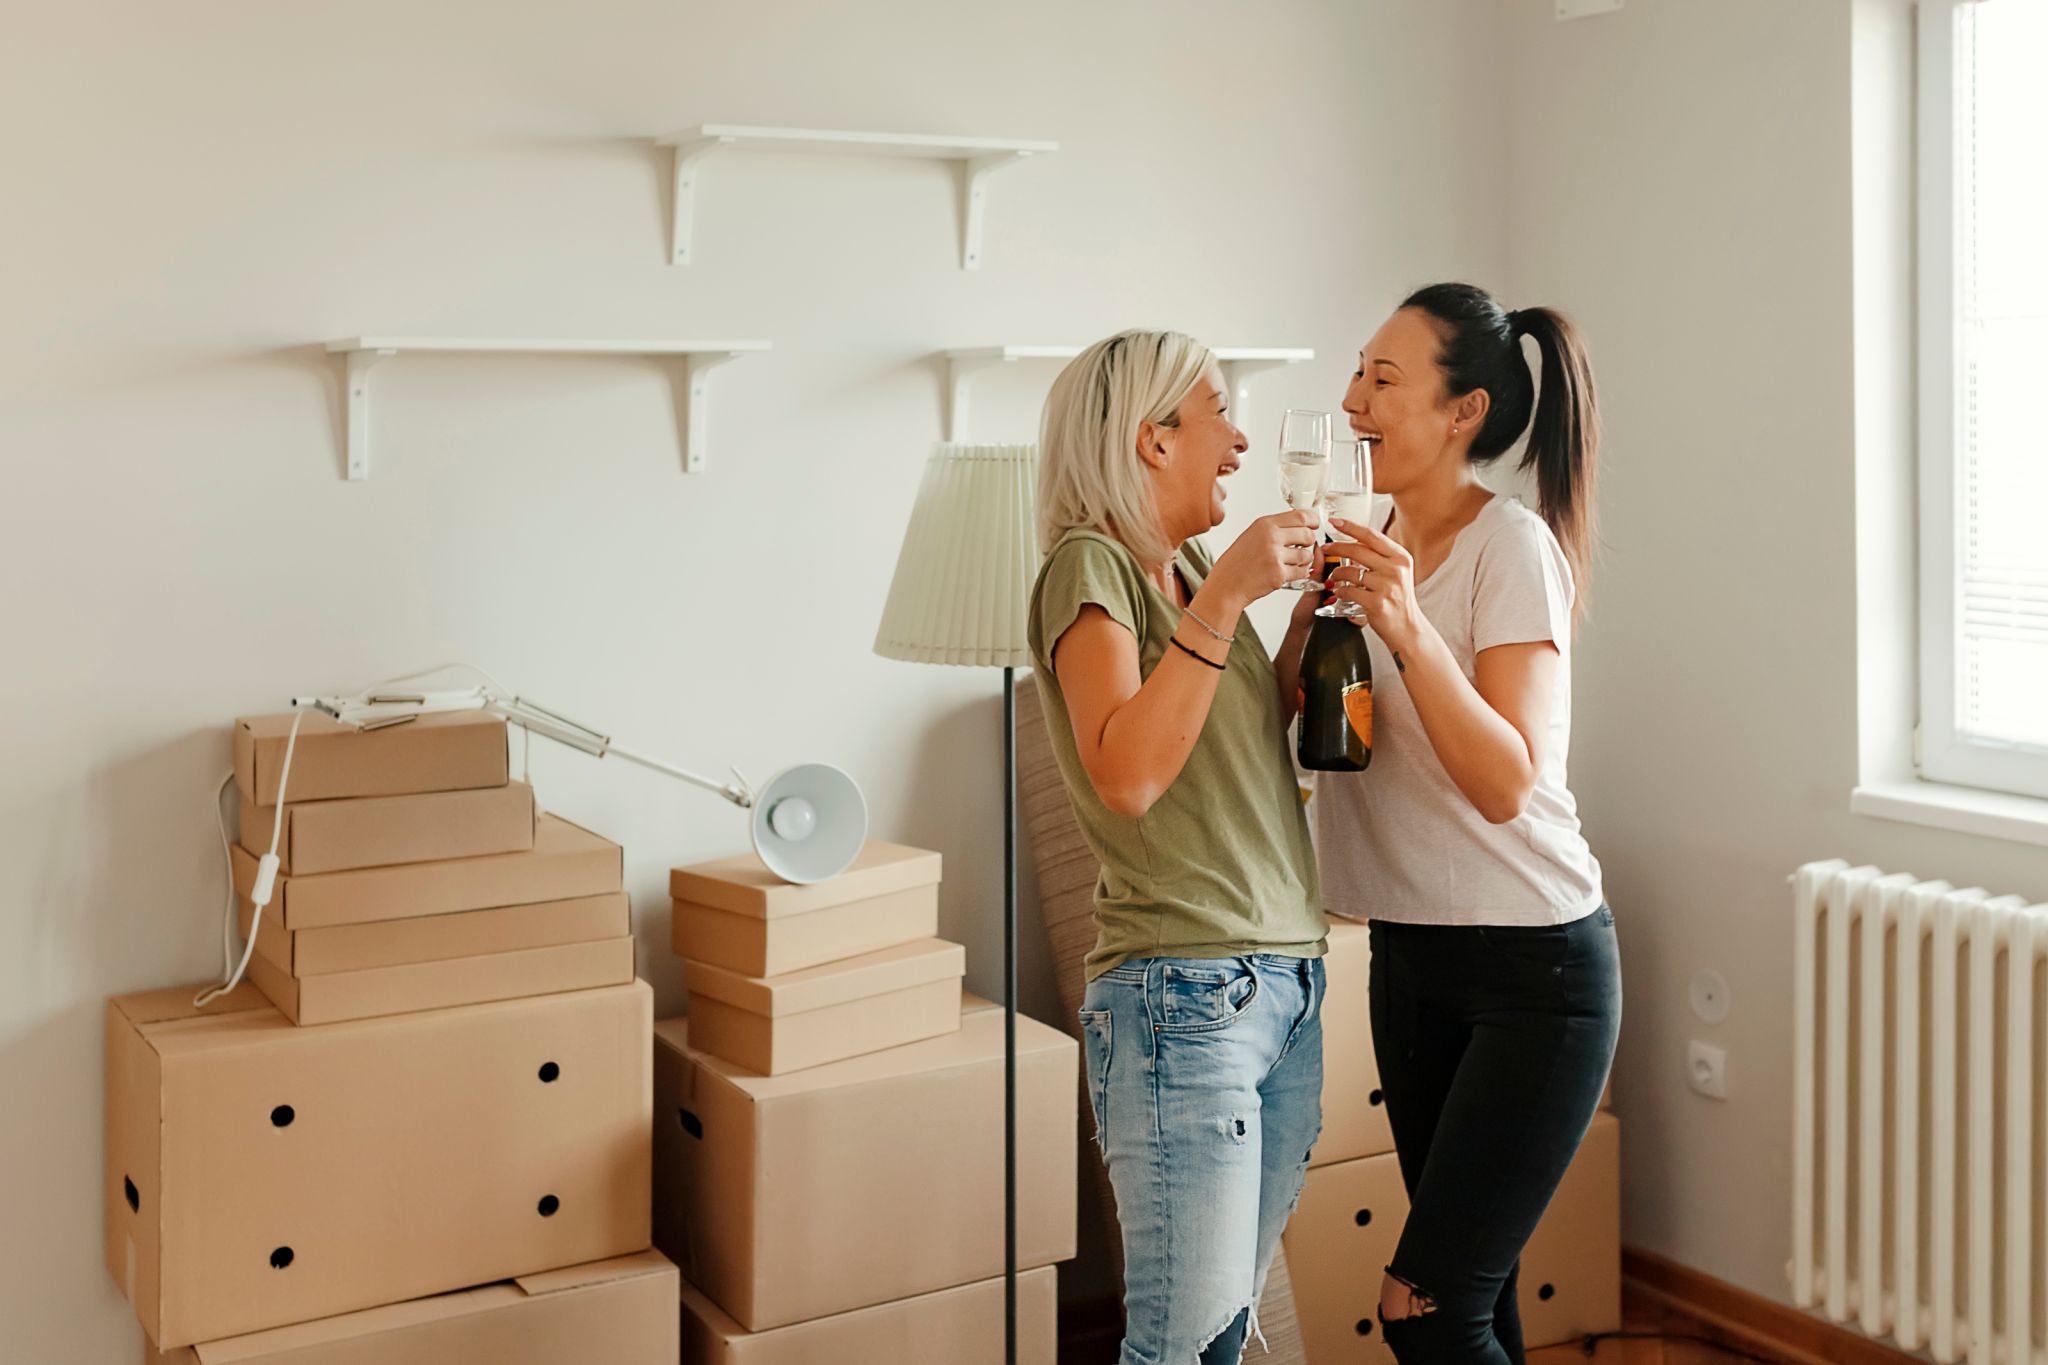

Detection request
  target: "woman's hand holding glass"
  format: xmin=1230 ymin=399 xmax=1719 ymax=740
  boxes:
xmin=1322 ymin=521 xmax=1423 ymax=648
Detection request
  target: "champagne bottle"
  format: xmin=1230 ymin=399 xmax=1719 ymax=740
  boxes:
xmin=1298 ymin=571 xmax=1372 ymax=773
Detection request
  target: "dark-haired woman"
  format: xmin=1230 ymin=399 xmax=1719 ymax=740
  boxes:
xmin=1277 ymin=284 xmax=1620 ymax=1365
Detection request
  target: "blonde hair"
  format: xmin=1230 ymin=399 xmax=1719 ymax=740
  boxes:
xmin=1036 ymin=329 xmax=1215 ymax=568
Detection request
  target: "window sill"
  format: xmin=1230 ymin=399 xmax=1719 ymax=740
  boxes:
xmin=1850 ymin=780 xmax=2048 ymax=848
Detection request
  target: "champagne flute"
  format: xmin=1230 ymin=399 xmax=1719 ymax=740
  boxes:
xmin=1316 ymin=437 xmax=1375 ymax=618
xmin=1277 ymin=409 xmax=1331 ymax=591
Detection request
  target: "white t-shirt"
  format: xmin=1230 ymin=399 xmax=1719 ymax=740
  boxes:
xmin=1313 ymin=494 xmax=1604 ymax=926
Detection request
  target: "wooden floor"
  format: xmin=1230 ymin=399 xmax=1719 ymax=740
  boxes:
xmin=1061 ymin=1279 xmax=1798 ymax=1363
xmin=1524 ymin=1281 xmax=1788 ymax=1363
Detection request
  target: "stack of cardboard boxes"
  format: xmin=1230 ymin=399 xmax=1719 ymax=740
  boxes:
xmin=656 ymin=845 xmax=1078 ymax=1363
xmin=108 ymin=709 xmax=676 ymax=1364
xmin=1282 ymin=920 xmax=1622 ymax=1363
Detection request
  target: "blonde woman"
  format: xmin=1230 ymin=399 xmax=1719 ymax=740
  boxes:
xmin=1026 ymin=329 xmax=1330 ymax=1364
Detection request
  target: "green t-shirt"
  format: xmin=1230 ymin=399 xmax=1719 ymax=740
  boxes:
xmin=1026 ymin=527 xmax=1327 ymax=981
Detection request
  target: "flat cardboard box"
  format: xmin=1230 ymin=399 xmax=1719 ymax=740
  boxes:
xmin=245 ymin=936 xmax=637 ymax=1026
xmin=682 ymin=938 xmax=965 ymax=1075
xmin=1313 ymin=921 xmax=1393 ymax=1167
xmin=654 ymin=994 xmax=1076 ymax=1331
xmin=230 ymin=813 xmax=621 ymax=930
xmin=240 ymin=891 xmax=630 ymax=977
xmin=680 ymin=1265 xmax=1056 ymax=1364
xmin=669 ymin=842 xmax=942 ymax=977
xmin=1282 ymin=1112 xmax=1622 ymax=1361
xmin=106 ymin=980 xmax=652 ymax=1348
xmin=1518 ymin=1112 xmax=1622 ymax=1348
xmin=146 ymin=1251 xmax=678 ymax=1365
xmin=234 ymin=710 xmax=508 ymax=807
xmin=238 ymin=781 xmax=536 ymax=876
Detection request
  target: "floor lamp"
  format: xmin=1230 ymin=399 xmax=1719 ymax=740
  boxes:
xmin=874 ymin=441 xmax=1040 ymax=1365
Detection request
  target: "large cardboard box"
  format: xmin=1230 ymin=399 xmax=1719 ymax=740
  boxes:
xmin=144 ymin=1252 xmax=678 ymax=1365
xmin=1282 ymin=1146 xmax=1408 ymax=1364
xmin=654 ymin=994 xmax=1076 ymax=1331
xmin=234 ymin=710 xmax=508 ymax=807
xmin=680 ymin=1265 xmax=1056 ymax=1365
xmin=238 ymin=781 xmax=536 ymax=875
xmin=1282 ymin=1113 xmax=1623 ymax=1362
xmin=245 ymin=936 xmax=637 ymax=1025
xmin=1518 ymin=1112 xmax=1622 ymax=1348
xmin=1313 ymin=921 xmax=1392 ymax=1167
xmin=230 ymin=814 xmax=620 ymax=930
xmin=670 ymin=842 xmax=941 ymax=977
xmin=682 ymin=938 xmax=965 ymax=1075
xmin=106 ymin=980 xmax=653 ymax=1348
xmin=240 ymin=891 xmax=630 ymax=977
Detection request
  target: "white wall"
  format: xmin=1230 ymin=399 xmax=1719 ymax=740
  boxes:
xmin=1501 ymin=0 xmax=2048 ymax=1306
xmin=0 ymin=3 xmax=1509 ymax=1358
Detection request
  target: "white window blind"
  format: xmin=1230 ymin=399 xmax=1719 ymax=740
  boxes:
xmin=1921 ymin=0 xmax=2048 ymax=800
xmin=1956 ymin=0 xmax=2048 ymax=752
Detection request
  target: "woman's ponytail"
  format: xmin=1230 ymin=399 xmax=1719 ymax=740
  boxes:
xmin=1510 ymin=306 xmax=1599 ymax=615
xmin=1400 ymin=284 xmax=1601 ymax=623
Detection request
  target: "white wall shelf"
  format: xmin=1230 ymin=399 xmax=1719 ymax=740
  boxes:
xmin=941 ymin=345 xmax=1316 ymax=444
xmin=653 ymin=125 xmax=1057 ymax=270
xmin=324 ymin=337 xmax=770 ymax=478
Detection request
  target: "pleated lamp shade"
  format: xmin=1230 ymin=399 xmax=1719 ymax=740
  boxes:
xmin=874 ymin=443 xmax=1041 ymax=668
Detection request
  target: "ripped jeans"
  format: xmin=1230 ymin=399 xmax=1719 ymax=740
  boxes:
xmin=1080 ymin=953 xmax=1325 ymax=1365
xmin=1369 ymin=907 xmax=1622 ymax=1364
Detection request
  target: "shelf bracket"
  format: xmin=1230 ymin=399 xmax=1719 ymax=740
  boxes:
xmin=945 ymin=351 xmax=1010 ymax=444
xmin=680 ymin=350 xmax=745 ymax=472
xmin=341 ymin=347 xmax=396 ymax=481
xmin=669 ymin=135 xmax=733 ymax=266
xmin=960 ymin=151 xmax=1034 ymax=271
xmin=1220 ymin=356 xmax=1301 ymax=442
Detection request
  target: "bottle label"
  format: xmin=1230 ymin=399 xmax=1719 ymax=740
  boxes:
xmin=1342 ymin=681 xmax=1373 ymax=748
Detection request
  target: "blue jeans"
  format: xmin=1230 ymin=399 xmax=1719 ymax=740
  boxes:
xmin=1080 ymin=953 xmax=1326 ymax=1365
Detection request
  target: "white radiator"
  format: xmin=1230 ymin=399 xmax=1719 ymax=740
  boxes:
xmin=1793 ymin=859 xmax=2047 ymax=1363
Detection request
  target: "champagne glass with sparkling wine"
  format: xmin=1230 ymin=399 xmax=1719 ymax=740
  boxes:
xmin=1316 ymin=436 xmax=1375 ymax=618
xmin=1277 ymin=409 xmax=1331 ymax=591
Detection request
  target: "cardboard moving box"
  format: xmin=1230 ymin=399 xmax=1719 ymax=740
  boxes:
xmin=670 ymin=842 xmax=941 ymax=977
xmin=681 ymin=938 xmax=964 ymax=1075
xmin=245 ymin=935 xmax=637 ymax=1025
xmin=106 ymin=980 xmax=653 ymax=1348
xmin=230 ymin=814 xmax=620 ymax=930
xmin=680 ymin=1265 xmax=1056 ymax=1365
xmin=1313 ymin=922 xmax=1392 ymax=1167
xmin=146 ymin=1251 xmax=678 ymax=1365
xmin=234 ymin=710 xmax=508 ymax=807
xmin=1282 ymin=1112 xmax=1622 ymax=1362
xmin=237 ymin=781 xmax=536 ymax=876
xmin=240 ymin=891 xmax=630 ymax=977
xmin=1517 ymin=1112 xmax=1622 ymax=1349
xmin=654 ymin=994 xmax=1076 ymax=1331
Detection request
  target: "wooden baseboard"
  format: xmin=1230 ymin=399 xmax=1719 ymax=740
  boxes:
xmin=1622 ymin=1247 xmax=1920 ymax=1365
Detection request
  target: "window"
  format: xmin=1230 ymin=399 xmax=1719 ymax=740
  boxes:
xmin=1918 ymin=0 xmax=2048 ymax=800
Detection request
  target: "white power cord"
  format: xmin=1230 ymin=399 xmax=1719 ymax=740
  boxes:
xmin=195 ymin=707 xmax=304 ymax=1007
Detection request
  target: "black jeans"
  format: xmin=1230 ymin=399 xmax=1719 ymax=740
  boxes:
xmin=1367 ymin=906 xmax=1621 ymax=1365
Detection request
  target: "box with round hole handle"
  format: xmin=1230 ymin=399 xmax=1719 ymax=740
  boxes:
xmin=104 ymin=979 xmax=653 ymax=1349
xmin=653 ymin=993 xmax=1076 ymax=1331
xmin=1282 ymin=1113 xmax=1620 ymax=1361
